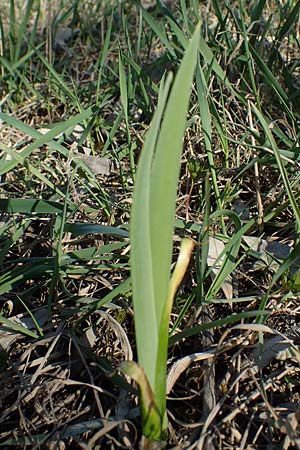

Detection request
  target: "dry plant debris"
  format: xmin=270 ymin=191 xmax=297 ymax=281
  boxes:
xmin=0 ymin=0 xmax=300 ymax=448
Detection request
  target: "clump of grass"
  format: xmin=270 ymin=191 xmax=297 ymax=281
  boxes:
xmin=0 ymin=0 xmax=300 ymax=448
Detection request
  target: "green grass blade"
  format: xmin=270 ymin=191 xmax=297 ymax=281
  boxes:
xmin=64 ymin=223 xmax=129 ymax=238
xmin=14 ymin=0 xmax=34 ymax=63
xmin=197 ymin=171 xmax=211 ymax=301
xmin=130 ymin=24 xmax=200 ymax=439
xmin=0 ymin=218 xmax=31 ymax=264
xmin=0 ymin=106 xmax=95 ymax=175
xmin=252 ymin=104 xmax=300 ymax=232
xmin=0 ymin=55 xmax=42 ymax=99
xmin=35 ymin=47 xmax=77 ymax=103
xmin=179 ymin=0 xmax=190 ymax=34
xmin=0 ymin=16 xmax=6 ymax=63
xmin=96 ymin=12 xmax=113 ymax=104
xmin=136 ymin=2 xmax=176 ymax=58
xmin=0 ymin=262 xmax=53 ymax=296
xmin=131 ymin=74 xmax=173 ymax=393
xmin=0 ymin=142 xmax=66 ymax=197
xmin=269 ymin=240 xmax=300 ymax=290
xmin=166 ymin=16 xmax=189 ymax=49
xmin=48 ymin=179 xmax=71 ymax=311
xmin=9 ymin=0 xmax=16 ymax=62
xmin=0 ymin=113 xmax=68 ymax=161
xmin=251 ymin=0 xmax=267 ymax=23
xmin=0 ymin=198 xmax=76 ymax=214
xmin=249 ymin=45 xmax=293 ymax=119
xmin=28 ymin=4 xmax=39 ymax=49
xmin=196 ymin=61 xmax=222 ymax=211
xmin=169 ymin=310 xmax=270 ymax=346
xmin=150 ymin=26 xmax=200 ymax=326
xmin=0 ymin=315 xmax=39 ymax=339
xmin=119 ymin=50 xmax=129 ymax=128
xmin=205 ymin=210 xmax=242 ymax=300
xmin=276 ymin=1 xmax=300 ymax=42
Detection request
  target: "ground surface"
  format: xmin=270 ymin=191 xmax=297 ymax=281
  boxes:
xmin=0 ymin=1 xmax=300 ymax=449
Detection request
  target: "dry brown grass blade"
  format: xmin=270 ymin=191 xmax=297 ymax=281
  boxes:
xmin=166 ymin=351 xmax=215 ymax=395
